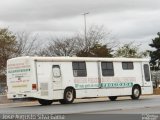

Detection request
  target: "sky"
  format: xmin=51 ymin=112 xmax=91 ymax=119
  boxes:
xmin=0 ymin=0 xmax=160 ymax=50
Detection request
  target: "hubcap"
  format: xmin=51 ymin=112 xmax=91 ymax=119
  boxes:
xmin=134 ymin=88 xmax=140 ymax=97
xmin=66 ymin=91 xmax=73 ymax=101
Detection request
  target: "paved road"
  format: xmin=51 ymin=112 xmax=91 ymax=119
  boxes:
xmin=90 ymin=106 xmax=160 ymax=114
xmin=0 ymin=95 xmax=160 ymax=114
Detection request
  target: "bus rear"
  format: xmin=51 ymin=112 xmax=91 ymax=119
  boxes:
xmin=7 ymin=57 xmax=37 ymax=99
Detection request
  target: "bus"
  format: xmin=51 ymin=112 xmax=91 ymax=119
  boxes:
xmin=7 ymin=56 xmax=153 ymax=105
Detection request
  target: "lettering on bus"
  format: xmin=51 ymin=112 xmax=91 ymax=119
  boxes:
xmin=75 ymin=82 xmax=133 ymax=89
xmin=8 ymin=63 xmax=31 ymax=69
xmin=74 ymin=77 xmax=135 ymax=89
xmin=8 ymin=68 xmax=31 ymax=73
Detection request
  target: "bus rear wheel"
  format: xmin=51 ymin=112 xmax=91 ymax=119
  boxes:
xmin=131 ymin=86 xmax=141 ymax=100
xmin=59 ymin=88 xmax=75 ymax=104
xmin=108 ymin=96 xmax=117 ymax=101
xmin=38 ymin=99 xmax=53 ymax=105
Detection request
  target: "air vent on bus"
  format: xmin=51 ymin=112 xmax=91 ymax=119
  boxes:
xmin=40 ymin=83 xmax=48 ymax=90
xmin=40 ymin=83 xmax=48 ymax=96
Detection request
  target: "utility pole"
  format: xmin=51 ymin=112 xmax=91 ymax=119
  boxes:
xmin=81 ymin=12 xmax=89 ymax=46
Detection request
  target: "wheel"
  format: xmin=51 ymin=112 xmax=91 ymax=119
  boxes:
xmin=59 ymin=88 xmax=75 ymax=104
xmin=131 ymin=86 xmax=141 ymax=100
xmin=38 ymin=99 xmax=53 ymax=105
xmin=59 ymin=99 xmax=66 ymax=104
xmin=108 ymin=96 xmax=117 ymax=101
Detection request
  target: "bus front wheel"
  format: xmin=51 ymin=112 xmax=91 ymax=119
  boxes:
xmin=131 ymin=86 xmax=141 ymax=100
xmin=38 ymin=99 xmax=53 ymax=105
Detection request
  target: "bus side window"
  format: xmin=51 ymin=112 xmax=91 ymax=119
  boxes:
xmin=72 ymin=62 xmax=87 ymax=77
xmin=122 ymin=62 xmax=134 ymax=70
xmin=52 ymin=65 xmax=61 ymax=77
xmin=101 ymin=62 xmax=114 ymax=76
xmin=144 ymin=64 xmax=150 ymax=81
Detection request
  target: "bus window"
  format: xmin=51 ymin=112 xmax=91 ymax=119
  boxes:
xmin=144 ymin=64 xmax=150 ymax=81
xmin=52 ymin=65 xmax=61 ymax=77
xmin=72 ymin=62 xmax=87 ymax=77
xmin=101 ymin=62 xmax=114 ymax=76
xmin=122 ymin=62 xmax=134 ymax=70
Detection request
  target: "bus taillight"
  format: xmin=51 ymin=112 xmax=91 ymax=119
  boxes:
xmin=32 ymin=84 xmax=37 ymax=90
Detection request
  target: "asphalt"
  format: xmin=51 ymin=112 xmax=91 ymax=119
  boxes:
xmin=0 ymin=95 xmax=160 ymax=114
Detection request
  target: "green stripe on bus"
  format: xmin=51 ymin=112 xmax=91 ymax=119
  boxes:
xmin=75 ymin=82 xmax=133 ymax=88
xmin=8 ymin=69 xmax=31 ymax=73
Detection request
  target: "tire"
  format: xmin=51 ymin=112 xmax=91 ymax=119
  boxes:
xmin=108 ymin=96 xmax=117 ymax=101
xmin=131 ymin=86 xmax=141 ymax=100
xmin=59 ymin=99 xmax=66 ymax=104
xmin=59 ymin=88 xmax=75 ymax=104
xmin=38 ymin=99 xmax=53 ymax=105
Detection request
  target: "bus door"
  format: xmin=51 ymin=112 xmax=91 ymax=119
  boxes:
xmin=142 ymin=63 xmax=152 ymax=87
xmin=52 ymin=65 xmax=62 ymax=90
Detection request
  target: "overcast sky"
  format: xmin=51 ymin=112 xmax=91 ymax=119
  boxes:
xmin=0 ymin=0 xmax=160 ymax=50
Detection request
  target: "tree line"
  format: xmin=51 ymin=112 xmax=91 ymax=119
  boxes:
xmin=0 ymin=26 xmax=159 ymax=82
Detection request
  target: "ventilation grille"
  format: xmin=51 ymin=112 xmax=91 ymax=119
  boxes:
xmin=40 ymin=83 xmax=48 ymax=90
xmin=40 ymin=83 xmax=48 ymax=96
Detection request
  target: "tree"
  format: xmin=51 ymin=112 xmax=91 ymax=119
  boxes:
xmin=0 ymin=28 xmax=39 ymax=82
xmin=114 ymin=42 xmax=148 ymax=58
xmin=75 ymin=25 xmax=117 ymax=54
xmin=38 ymin=37 xmax=78 ymax=56
xmin=38 ymin=25 xmax=116 ymax=57
xmin=149 ymin=32 xmax=160 ymax=70
xmin=77 ymin=43 xmax=112 ymax=57
xmin=0 ymin=28 xmax=17 ymax=82
xmin=15 ymin=32 xmax=39 ymax=56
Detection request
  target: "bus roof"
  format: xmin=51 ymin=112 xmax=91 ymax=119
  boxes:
xmin=8 ymin=56 xmax=150 ymax=62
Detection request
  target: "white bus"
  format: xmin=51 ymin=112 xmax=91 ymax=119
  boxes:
xmin=7 ymin=56 xmax=153 ymax=105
